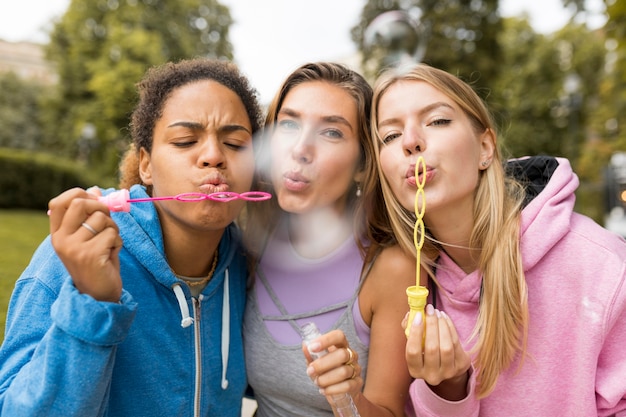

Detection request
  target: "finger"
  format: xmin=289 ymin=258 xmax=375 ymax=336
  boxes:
xmin=400 ymin=311 xmax=409 ymax=329
xmin=48 ymin=188 xmax=90 ymax=234
xmin=344 ymin=347 xmax=356 ymax=365
xmin=405 ymin=311 xmax=425 ymax=374
xmin=86 ymin=186 xmax=102 ymax=197
xmin=423 ymin=304 xmax=441 ymax=364
xmin=63 ymin=199 xmax=111 ymax=236
xmin=437 ymin=311 xmax=456 ymax=369
xmin=81 ymin=211 xmax=118 ymax=236
xmin=314 ymin=361 xmax=362 ymax=392
xmin=441 ymin=311 xmax=471 ymax=371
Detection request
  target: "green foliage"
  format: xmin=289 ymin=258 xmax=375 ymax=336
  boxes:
xmin=351 ymin=0 xmax=502 ymax=96
xmin=493 ymin=18 xmax=605 ymax=169
xmin=43 ymin=0 xmax=234 ymax=177
xmin=0 ymin=72 xmax=53 ymax=150
xmin=588 ymin=0 xmax=626 ymax=162
xmin=0 ymin=210 xmax=50 ymax=343
xmin=0 ymin=148 xmax=112 ymax=210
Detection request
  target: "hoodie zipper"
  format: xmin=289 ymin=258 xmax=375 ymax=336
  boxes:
xmin=193 ymin=296 xmax=202 ymax=417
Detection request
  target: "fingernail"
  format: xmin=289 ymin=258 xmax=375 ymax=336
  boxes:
xmin=426 ymin=304 xmax=435 ymax=316
xmin=412 ymin=312 xmax=423 ymax=326
xmin=307 ymin=341 xmax=321 ymax=353
xmin=306 ymin=365 xmax=315 ymax=377
xmin=440 ymin=311 xmax=448 ymax=319
xmin=435 ymin=309 xmax=441 ymax=318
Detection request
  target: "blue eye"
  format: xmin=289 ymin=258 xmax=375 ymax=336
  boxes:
xmin=323 ymin=129 xmax=344 ymax=139
xmin=277 ymin=119 xmax=299 ymax=130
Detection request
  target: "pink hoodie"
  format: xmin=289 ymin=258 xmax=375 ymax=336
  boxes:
xmin=407 ymin=157 xmax=626 ymax=417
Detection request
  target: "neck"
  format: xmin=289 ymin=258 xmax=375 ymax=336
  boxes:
xmin=287 ymin=208 xmax=353 ymax=259
xmin=427 ymin=212 xmax=478 ymax=274
xmin=163 ymin=227 xmax=224 ymax=277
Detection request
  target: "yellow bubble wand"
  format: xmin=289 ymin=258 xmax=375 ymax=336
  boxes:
xmin=405 ymin=155 xmax=430 ymax=338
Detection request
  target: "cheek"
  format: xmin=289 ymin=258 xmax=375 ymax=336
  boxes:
xmin=378 ymin=148 xmax=397 ymax=184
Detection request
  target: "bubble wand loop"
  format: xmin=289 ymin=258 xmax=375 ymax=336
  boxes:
xmin=413 ymin=157 xmax=426 ymax=285
xmin=405 ymin=156 xmax=430 ymax=338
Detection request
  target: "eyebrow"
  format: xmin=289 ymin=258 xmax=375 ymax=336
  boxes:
xmin=378 ymin=101 xmax=454 ymax=128
xmin=278 ymin=108 xmax=354 ymax=132
xmin=167 ymin=121 xmax=251 ymax=135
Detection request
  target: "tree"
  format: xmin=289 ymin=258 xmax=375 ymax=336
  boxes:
xmin=0 ymin=72 xmax=52 ymax=150
xmin=588 ymin=0 xmax=626 ymax=159
xmin=351 ymin=0 xmax=502 ymax=97
xmin=493 ymin=18 xmax=604 ymax=168
xmin=44 ymin=0 xmax=234 ymax=177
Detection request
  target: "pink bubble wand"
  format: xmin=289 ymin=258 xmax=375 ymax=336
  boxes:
xmin=101 ymin=189 xmax=272 ymax=212
xmin=48 ymin=189 xmax=272 ymax=214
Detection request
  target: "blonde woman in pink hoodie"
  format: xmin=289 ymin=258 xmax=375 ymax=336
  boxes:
xmin=367 ymin=63 xmax=626 ymax=416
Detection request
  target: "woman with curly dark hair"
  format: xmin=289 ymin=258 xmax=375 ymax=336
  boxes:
xmin=0 ymin=58 xmax=263 ymax=417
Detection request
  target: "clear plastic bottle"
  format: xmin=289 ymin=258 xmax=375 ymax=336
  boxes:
xmin=301 ymin=322 xmax=361 ymax=417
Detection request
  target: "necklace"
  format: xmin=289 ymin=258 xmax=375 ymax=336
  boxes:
xmin=178 ymin=249 xmax=219 ymax=287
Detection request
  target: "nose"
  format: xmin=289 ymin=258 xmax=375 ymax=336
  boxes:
xmin=401 ymin=125 xmax=425 ymax=156
xmin=291 ymin=128 xmax=314 ymax=164
xmin=199 ymin=137 xmax=225 ymax=168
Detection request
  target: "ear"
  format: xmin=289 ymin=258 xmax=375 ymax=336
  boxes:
xmin=353 ymin=168 xmax=365 ymax=184
xmin=138 ymin=147 xmax=153 ymax=185
xmin=478 ymin=128 xmax=496 ymax=170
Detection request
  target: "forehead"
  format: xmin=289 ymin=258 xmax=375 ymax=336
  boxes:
xmin=380 ymin=80 xmax=446 ymax=105
xmin=160 ymin=80 xmax=251 ymax=127
xmin=282 ymin=81 xmax=357 ymax=119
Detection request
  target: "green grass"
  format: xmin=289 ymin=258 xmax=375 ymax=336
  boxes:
xmin=0 ymin=209 xmax=50 ymax=343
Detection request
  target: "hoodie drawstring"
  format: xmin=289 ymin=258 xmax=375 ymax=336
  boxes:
xmin=171 ymin=271 xmax=230 ymax=390
xmin=173 ymin=283 xmax=194 ymax=328
xmin=221 ymin=268 xmax=230 ymax=389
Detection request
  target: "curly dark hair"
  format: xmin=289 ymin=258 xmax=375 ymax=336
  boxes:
xmin=131 ymin=58 xmax=263 ymax=153
xmin=119 ymin=58 xmax=263 ymax=189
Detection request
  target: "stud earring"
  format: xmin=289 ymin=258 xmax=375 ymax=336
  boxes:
xmin=481 ymin=160 xmax=489 ymax=167
xmin=356 ymin=183 xmax=362 ymax=198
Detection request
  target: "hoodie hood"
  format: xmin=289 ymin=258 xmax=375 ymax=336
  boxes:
xmin=507 ymin=156 xmax=579 ymax=271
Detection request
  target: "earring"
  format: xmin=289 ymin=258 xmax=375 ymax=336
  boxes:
xmin=481 ymin=160 xmax=489 ymax=167
xmin=356 ymin=183 xmax=362 ymax=198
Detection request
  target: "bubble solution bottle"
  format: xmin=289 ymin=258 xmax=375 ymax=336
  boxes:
xmin=301 ymin=322 xmax=361 ymax=417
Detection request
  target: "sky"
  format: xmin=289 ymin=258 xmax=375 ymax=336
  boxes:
xmin=0 ymin=0 xmax=607 ymax=103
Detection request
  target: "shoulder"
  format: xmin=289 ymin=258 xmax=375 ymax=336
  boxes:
xmin=19 ymin=235 xmax=67 ymax=293
xmin=360 ymin=245 xmax=416 ymax=320
xmin=374 ymin=245 xmax=416 ymax=275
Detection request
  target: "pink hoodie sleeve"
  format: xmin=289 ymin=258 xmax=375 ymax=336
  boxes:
xmin=596 ymin=261 xmax=626 ymax=417
xmin=406 ymin=369 xmax=479 ymax=417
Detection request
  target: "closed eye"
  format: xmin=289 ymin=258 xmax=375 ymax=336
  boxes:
xmin=381 ymin=132 xmax=401 ymax=144
xmin=430 ymin=118 xmax=451 ymax=126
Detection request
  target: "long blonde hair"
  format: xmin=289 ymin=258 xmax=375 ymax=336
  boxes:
xmin=370 ymin=63 xmax=528 ymax=398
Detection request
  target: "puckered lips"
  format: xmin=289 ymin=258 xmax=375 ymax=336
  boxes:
xmin=199 ymin=172 xmax=230 ymax=194
xmin=405 ymin=163 xmax=433 ymax=187
xmin=282 ymin=170 xmax=310 ymax=192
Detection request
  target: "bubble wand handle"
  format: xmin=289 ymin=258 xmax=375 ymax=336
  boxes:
xmin=405 ymin=156 xmax=429 ymax=338
xmin=301 ymin=322 xmax=361 ymax=417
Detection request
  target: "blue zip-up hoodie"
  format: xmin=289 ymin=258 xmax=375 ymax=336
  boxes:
xmin=0 ymin=185 xmax=248 ymax=417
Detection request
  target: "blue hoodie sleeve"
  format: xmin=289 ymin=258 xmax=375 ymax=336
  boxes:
xmin=0 ymin=248 xmax=137 ymax=417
